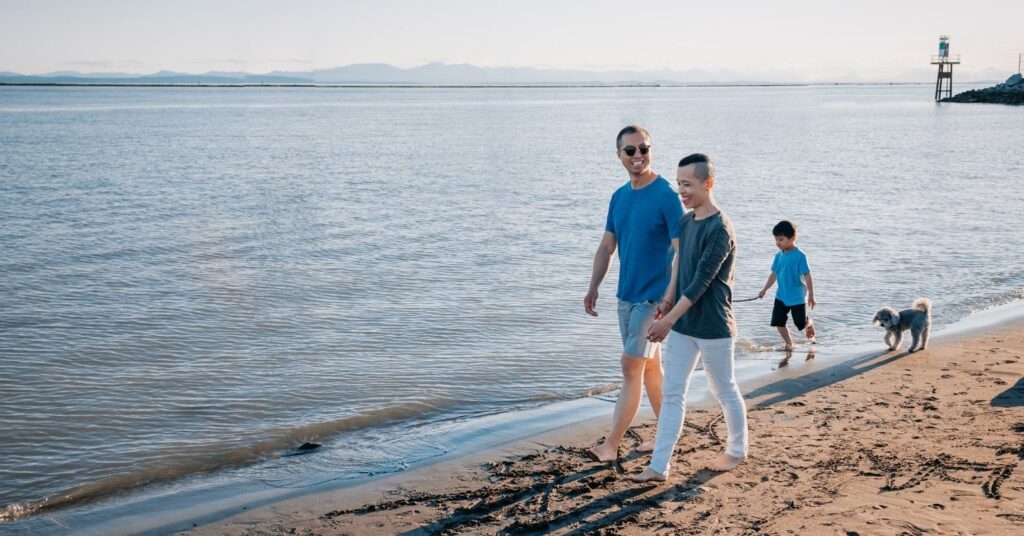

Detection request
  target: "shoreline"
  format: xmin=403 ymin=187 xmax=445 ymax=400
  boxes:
xmin=184 ymin=310 xmax=1024 ymax=535
xmin=8 ymin=300 xmax=1018 ymax=534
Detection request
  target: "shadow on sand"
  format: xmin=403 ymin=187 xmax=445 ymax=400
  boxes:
xmin=372 ymin=446 xmax=727 ymax=536
xmin=745 ymin=348 xmax=912 ymax=408
xmin=991 ymin=376 xmax=1024 ymax=408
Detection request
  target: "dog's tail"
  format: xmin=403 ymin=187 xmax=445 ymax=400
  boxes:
xmin=913 ymin=298 xmax=932 ymax=313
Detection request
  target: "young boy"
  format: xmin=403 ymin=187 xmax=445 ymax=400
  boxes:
xmin=758 ymin=220 xmax=816 ymax=349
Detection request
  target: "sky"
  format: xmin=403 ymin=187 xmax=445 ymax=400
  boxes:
xmin=1 ymin=0 xmax=1021 ymax=80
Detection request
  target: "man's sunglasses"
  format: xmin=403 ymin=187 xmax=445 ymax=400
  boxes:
xmin=621 ymin=144 xmax=650 ymax=157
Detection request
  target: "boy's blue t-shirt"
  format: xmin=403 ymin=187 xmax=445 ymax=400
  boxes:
xmin=771 ymin=246 xmax=811 ymax=306
xmin=604 ymin=176 xmax=683 ymax=303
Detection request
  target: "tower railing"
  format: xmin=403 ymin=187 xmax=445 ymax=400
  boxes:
xmin=930 ymin=54 xmax=961 ymax=64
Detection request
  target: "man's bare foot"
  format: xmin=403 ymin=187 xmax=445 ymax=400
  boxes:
xmin=636 ymin=439 xmax=655 ymax=453
xmin=587 ymin=442 xmax=617 ymax=462
xmin=706 ymin=452 xmax=744 ymax=472
xmin=630 ymin=467 xmax=667 ymax=482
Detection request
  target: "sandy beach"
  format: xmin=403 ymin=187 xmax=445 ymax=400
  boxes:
xmin=181 ymin=321 xmax=1024 ymax=536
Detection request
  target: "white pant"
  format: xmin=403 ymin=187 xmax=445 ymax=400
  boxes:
xmin=649 ymin=331 xmax=748 ymax=476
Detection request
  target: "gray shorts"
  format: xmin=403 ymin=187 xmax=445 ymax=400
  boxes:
xmin=617 ymin=300 xmax=661 ymax=358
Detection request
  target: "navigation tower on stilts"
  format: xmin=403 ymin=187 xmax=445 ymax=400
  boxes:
xmin=931 ymin=36 xmax=960 ymax=101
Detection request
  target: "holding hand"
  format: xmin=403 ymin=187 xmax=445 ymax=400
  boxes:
xmin=647 ymin=316 xmax=673 ymax=343
xmin=757 ymin=289 xmax=766 ymax=299
xmin=808 ymin=295 xmax=816 ymax=309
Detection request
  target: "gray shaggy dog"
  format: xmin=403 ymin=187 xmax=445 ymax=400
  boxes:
xmin=872 ymin=298 xmax=932 ymax=352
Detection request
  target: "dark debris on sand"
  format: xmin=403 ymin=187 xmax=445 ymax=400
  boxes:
xmin=320 ymin=411 xmax=727 ymax=535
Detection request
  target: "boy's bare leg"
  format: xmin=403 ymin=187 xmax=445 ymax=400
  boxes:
xmin=636 ymin=347 xmax=663 ymax=452
xmin=589 ymin=355 xmax=647 ymax=462
xmin=776 ymin=326 xmax=794 ymax=350
xmin=706 ymin=452 xmax=745 ymax=472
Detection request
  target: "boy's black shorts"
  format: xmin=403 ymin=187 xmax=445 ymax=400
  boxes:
xmin=771 ymin=299 xmax=808 ymax=330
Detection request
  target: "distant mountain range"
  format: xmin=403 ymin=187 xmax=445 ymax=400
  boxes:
xmin=0 ymin=62 xmax=1011 ymax=85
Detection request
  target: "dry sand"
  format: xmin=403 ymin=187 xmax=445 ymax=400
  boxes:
xmin=188 ymin=325 xmax=1024 ymax=535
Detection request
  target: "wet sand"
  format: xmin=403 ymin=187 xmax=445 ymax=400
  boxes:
xmin=188 ymin=324 xmax=1024 ymax=535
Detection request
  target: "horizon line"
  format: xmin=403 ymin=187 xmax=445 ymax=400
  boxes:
xmin=1 ymin=60 xmax=1013 ymax=78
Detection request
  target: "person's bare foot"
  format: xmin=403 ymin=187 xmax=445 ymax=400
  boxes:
xmin=630 ymin=467 xmax=667 ymax=482
xmin=706 ymin=452 xmax=744 ymax=472
xmin=587 ymin=442 xmax=617 ymax=462
xmin=636 ymin=439 xmax=655 ymax=453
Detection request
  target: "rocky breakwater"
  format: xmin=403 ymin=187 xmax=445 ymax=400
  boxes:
xmin=943 ymin=73 xmax=1024 ymax=105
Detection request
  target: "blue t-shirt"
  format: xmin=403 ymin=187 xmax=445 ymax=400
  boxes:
xmin=604 ymin=176 xmax=683 ymax=303
xmin=771 ymin=247 xmax=811 ymax=306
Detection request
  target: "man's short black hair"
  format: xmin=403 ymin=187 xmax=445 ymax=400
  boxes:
xmin=616 ymin=125 xmax=651 ymax=150
xmin=773 ymin=220 xmax=797 ymax=238
xmin=677 ymin=153 xmax=714 ymax=182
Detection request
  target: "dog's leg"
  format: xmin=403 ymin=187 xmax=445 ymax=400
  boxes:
xmin=909 ymin=329 xmax=921 ymax=353
xmin=921 ymin=327 xmax=929 ymax=350
xmin=892 ymin=331 xmax=903 ymax=351
xmin=884 ymin=331 xmax=893 ymax=350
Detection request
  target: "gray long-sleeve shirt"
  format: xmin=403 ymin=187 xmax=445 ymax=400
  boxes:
xmin=672 ymin=211 xmax=737 ymax=339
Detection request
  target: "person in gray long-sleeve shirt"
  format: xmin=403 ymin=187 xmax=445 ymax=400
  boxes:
xmin=671 ymin=209 xmax=737 ymax=339
xmin=632 ymin=153 xmax=748 ymax=482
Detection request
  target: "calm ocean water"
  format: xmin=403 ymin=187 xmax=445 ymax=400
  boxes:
xmin=1 ymin=85 xmax=1023 ymax=522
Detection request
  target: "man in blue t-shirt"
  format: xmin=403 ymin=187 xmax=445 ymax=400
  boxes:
xmin=583 ymin=125 xmax=683 ymax=462
xmin=757 ymin=220 xmax=817 ymax=350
